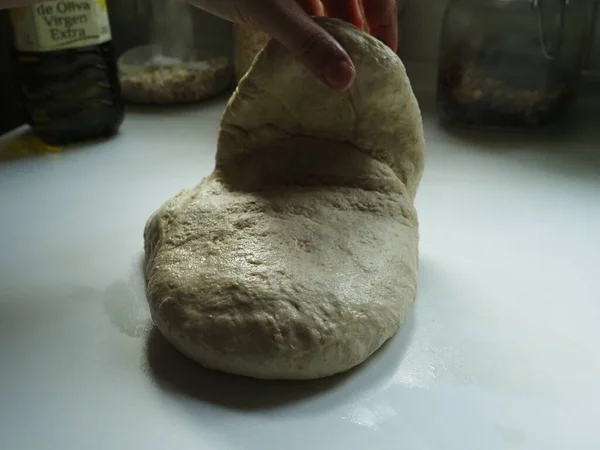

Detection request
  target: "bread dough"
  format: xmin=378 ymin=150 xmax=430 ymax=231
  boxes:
xmin=144 ymin=18 xmax=425 ymax=380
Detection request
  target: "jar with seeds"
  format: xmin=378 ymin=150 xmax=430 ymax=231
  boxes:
xmin=437 ymin=0 xmax=591 ymax=130
xmin=118 ymin=0 xmax=234 ymax=106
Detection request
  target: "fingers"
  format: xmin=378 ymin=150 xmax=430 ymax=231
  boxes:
xmin=361 ymin=0 xmax=398 ymax=52
xmin=321 ymin=0 xmax=364 ymax=29
xmin=256 ymin=1 xmax=356 ymax=90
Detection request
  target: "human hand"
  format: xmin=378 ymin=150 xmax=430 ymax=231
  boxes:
xmin=187 ymin=0 xmax=398 ymax=91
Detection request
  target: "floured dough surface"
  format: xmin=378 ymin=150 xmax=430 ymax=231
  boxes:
xmin=144 ymin=18 xmax=425 ymax=380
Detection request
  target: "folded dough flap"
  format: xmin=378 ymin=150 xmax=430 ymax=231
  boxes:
xmin=216 ymin=18 xmax=425 ymax=200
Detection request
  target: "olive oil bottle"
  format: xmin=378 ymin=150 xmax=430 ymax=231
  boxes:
xmin=9 ymin=0 xmax=124 ymax=145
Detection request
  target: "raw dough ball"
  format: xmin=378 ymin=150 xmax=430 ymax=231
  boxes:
xmin=144 ymin=18 xmax=425 ymax=380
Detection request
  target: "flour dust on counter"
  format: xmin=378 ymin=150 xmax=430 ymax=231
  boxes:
xmin=142 ymin=18 xmax=426 ymax=380
xmin=102 ymin=253 xmax=152 ymax=339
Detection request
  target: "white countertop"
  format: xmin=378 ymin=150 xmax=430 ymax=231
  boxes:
xmin=1 ymin=96 xmax=599 ymax=450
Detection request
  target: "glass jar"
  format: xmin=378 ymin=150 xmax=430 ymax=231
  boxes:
xmin=581 ymin=1 xmax=600 ymax=100
xmin=118 ymin=0 xmax=233 ymax=106
xmin=437 ymin=0 xmax=591 ymax=130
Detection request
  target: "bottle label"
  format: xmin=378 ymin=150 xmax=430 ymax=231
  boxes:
xmin=10 ymin=0 xmax=112 ymax=52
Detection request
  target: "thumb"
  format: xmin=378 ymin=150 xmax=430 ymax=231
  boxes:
xmin=259 ymin=7 xmax=356 ymax=91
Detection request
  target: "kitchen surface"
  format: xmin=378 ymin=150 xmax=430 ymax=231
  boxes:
xmin=1 ymin=1 xmax=600 ymax=449
xmin=1 ymin=94 xmax=600 ymax=449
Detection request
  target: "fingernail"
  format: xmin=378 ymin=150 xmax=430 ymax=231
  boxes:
xmin=324 ymin=59 xmax=355 ymax=91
